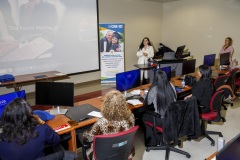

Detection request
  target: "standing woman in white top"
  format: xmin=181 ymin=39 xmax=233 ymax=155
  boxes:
xmin=219 ymin=37 xmax=234 ymax=62
xmin=137 ymin=37 xmax=154 ymax=81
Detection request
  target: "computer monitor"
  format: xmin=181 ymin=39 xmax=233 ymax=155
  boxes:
xmin=0 ymin=90 xmax=26 ymax=117
xmin=35 ymin=82 xmax=74 ymax=107
xmin=220 ymin=52 xmax=230 ymax=66
xmin=216 ymin=133 xmax=240 ymax=160
xmin=175 ymin=45 xmax=186 ymax=59
xmin=203 ymin=54 xmax=216 ymax=66
xmin=160 ymin=66 xmax=172 ymax=81
xmin=182 ymin=59 xmax=196 ymax=75
xmin=116 ymin=69 xmax=141 ymax=92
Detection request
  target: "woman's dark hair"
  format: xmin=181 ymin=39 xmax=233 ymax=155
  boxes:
xmin=145 ymin=70 xmax=176 ymax=115
xmin=138 ymin=37 xmax=152 ymax=50
xmin=199 ymin=65 xmax=212 ymax=80
xmin=0 ymin=98 xmax=39 ymax=145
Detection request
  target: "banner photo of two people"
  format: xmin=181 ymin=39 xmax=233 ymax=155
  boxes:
xmin=99 ymin=23 xmax=125 ymax=83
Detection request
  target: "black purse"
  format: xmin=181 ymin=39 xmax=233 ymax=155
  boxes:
xmin=185 ymin=75 xmax=197 ymax=86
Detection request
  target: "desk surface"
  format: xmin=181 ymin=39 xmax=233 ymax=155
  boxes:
xmin=46 ymin=66 xmax=229 ymax=153
xmin=133 ymin=64 xmax=156 ymax=69
xmin=0 ymin=71 xmax=69 ymax=91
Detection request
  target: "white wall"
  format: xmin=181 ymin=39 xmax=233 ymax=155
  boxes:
xmin=162 ymin=0 xmax=240 ymax=66
xmin=0 ymin=0 xmax=163 ymax=95
xmin=99 ymin=0 xmax=163 ymax=71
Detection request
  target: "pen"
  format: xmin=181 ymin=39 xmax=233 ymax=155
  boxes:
xmin=79 ymin=117 xmax=89 ymax=122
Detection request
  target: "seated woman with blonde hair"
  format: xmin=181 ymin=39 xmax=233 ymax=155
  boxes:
xmin=82 ymin=90 xmax=135 ymax=159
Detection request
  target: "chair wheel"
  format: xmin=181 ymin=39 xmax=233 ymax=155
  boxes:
xmin=211 ymin=142 xmax=215 ymax=146
xmin=219 ymin=134 xmax=223 ymax=137
xmin=221 ymin=118 xmax=226 ymax=122
xmin=186 ymin=154 xmax=191 ymax=158
xmin=146 ymin=148 xmax=150 ymax=152
xmin=231 ymin=104 xmax=233 ymax=106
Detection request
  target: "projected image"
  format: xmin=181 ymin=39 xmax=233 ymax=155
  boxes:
xmin=0 ymin=0 xmax=99 ymax=75
xmin=99 ymin=26 xmax=124 ymax=53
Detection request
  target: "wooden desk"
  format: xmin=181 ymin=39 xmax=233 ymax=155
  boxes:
xmin=46 ymin=77 xmax=192 ymax=153
xmin=205 ymin=151 xmax=217 ymax=160
xmin=0 ymin=71 xmax=69 ymax=91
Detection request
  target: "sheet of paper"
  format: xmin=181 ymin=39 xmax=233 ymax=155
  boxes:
xmin=55 ymin=72 xmax=66 ymax=76
xmin=88 ymin=111 xmax=102 ymax=118
xmin=127 ymin=99 xmax=143 ymax=105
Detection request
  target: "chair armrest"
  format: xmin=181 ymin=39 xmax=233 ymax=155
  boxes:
xmin=145 ymin=110 xmax=161 ymax=118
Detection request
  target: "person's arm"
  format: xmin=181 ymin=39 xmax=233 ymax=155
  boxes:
xmin=184 ymin=94 xmax=192 ymax=100
xmin=170 ymin=83 xmax=177 ymax=99
xmin=137 ymin=48 xmax=143 ymax=57
xmin=147 ymin=46 xmax=154 ymax=58
xmin=83 ymin=119 xmax=102 ymax=142
xmin=145 ymin=86 xmax=157 ymax=105
xmin=230 ymin=46 xmax=234 ymax=62
xmin=129 ymin=113 xmax=135 ymax=127
xmin=44 ymin=124 xmax=60 ymax=145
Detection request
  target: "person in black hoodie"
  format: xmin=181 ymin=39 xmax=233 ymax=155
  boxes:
xmin=184 ymin=65 xmax=214 ymax=113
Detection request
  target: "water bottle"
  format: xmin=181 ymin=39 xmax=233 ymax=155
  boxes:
xmin=181 ymin=77 xmax=185 ymax=88
xmin=217 ymin=137 xmax=225 ymax=151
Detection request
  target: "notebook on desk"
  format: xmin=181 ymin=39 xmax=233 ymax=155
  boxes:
xmin=65 ymin=104 xmax=100 ymax=122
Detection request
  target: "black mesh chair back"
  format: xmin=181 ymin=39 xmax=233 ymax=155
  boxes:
xmin=209 ymin=90 xmax=225 ymax=122
xmin=226 ymin=68 xmax=239 ymax=93
xmin=214 ymin=74 xmax=230 ymax=89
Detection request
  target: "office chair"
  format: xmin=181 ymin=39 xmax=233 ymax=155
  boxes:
xmin=80 ymin=126 xmax=139 ymax=160
xmin=231 ymin=68 xmax=240 ymax=96
xmin=144 ymin=97 xmax=201 ymax=160
xmin=214 ymin=74 xmax=231 ymax=110
xmin=223 ymin=68 xmax=239 ymax=102
xmin=200 ymin=90 xmax=224 ymax=146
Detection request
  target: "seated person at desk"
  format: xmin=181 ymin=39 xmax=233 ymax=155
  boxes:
xmin=136 ymin=37 xmax=154 ymax=82
xmin=82 ymin=90 xmax=135 ymax=159
xmin=140 ymin=70 xmax=176 ymax=146
xmin=0 ymin=98 xmax=61 ymax=160
xmin=184 ymin=65 xmax=214 ymax=113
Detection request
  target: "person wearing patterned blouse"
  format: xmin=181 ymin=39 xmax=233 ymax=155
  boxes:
xmin=83 ymin=90 xmax=135 ymax=159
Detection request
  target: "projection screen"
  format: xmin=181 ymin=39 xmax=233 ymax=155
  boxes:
xmin=0 ymin=0 xmax=99 ymax=76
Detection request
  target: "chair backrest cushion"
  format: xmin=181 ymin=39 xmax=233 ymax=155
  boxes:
xmin=93 ymin=126 xmax=138 ymax=160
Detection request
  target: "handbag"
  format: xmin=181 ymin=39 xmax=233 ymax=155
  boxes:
xmin=185 ymin=75 xmax=197 ymax=86
xmin=0 ymin=74 xmax=15 ymax=82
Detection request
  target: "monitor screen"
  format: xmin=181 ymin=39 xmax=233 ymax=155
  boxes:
xmin=0 ymin=90 xmax=26 ymax=117
xmin=182 ymin=59 xmax=196 ymax=75
xmin=35 ymin=82 xmax=74 ymax=106
xmin=160 ymin=66 xmax=172 ymax=81
xmin=220 ymin=52 xmax=230 ymax=65
xmin=203 ymin=54 xmax=216 ymax=66
xmin=175 ymin=45 xmax=186 ymax=59
xmin=116 ymin=69 xmax=141 ymax=92
xmin=216 ymin=133 xmax=240 ymax=160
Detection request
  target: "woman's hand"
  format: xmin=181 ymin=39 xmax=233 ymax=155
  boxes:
xmin=33 ymin=114 xmax=45 ymax=125
xmin=140 ymin=90 xmax=145 ymax=97
xmin=184 ymin=94 xmax=192 ymax=100
xmin=143 ymin=52 xmax=148 ymax=56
